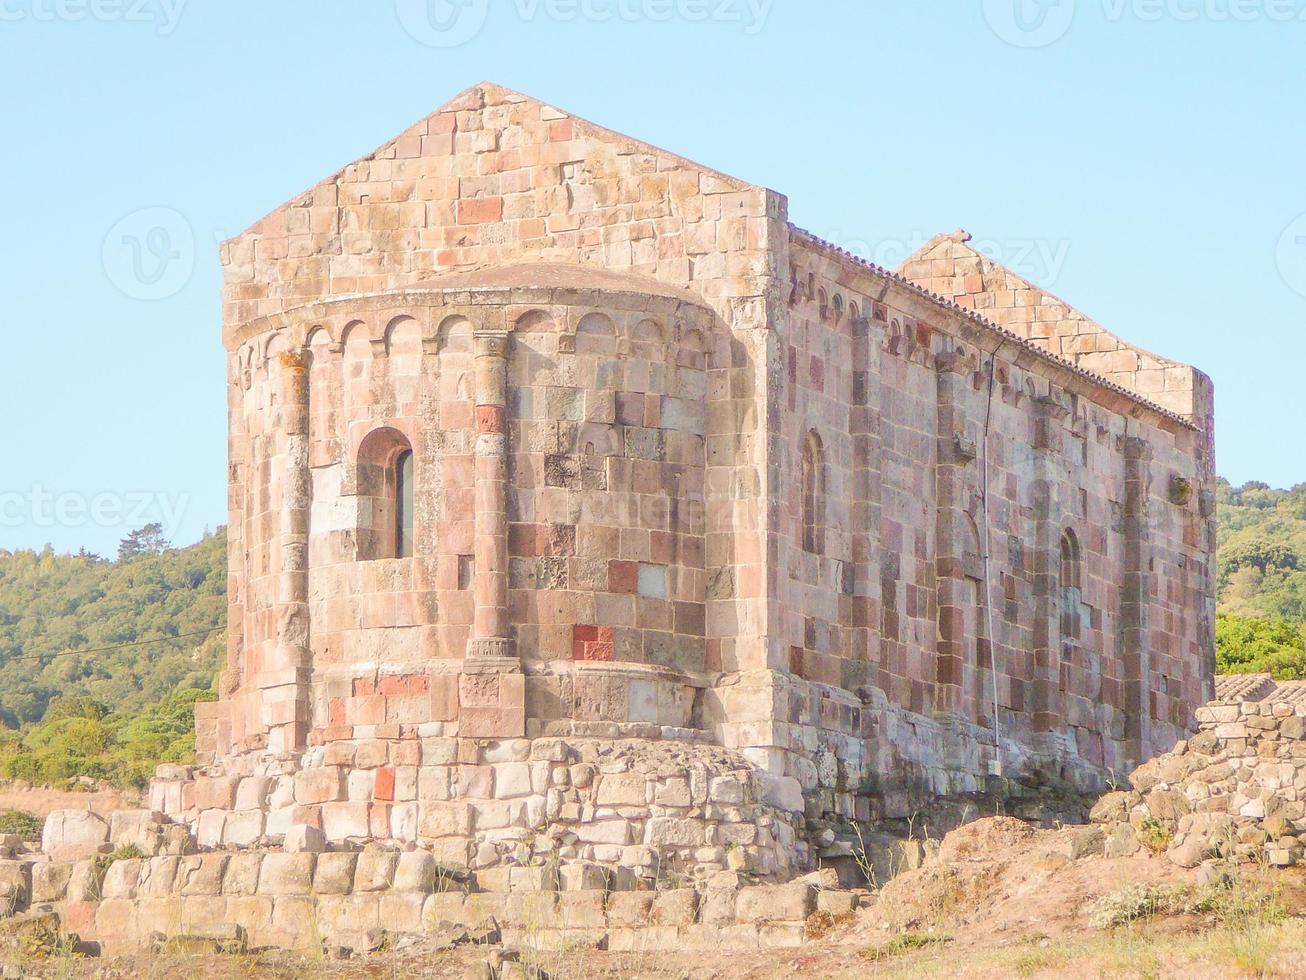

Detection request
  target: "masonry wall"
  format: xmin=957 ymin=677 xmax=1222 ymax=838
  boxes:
xmin=214 ymin=82 xmax=783 ymax=764
xmin=755 ymin=234 xmax=1217 ymax=819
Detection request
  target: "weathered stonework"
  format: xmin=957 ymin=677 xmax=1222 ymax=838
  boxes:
xmin=169 ymin=81 xmax=1213 ymax=882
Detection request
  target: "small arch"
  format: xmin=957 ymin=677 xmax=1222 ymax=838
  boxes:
xmin=435 ymin=315 xmax=473 ymax=353
xmin=832 ymin=294 xmax=845 ymax=321
xmin=515 ymin=309 xmax=556 ymax=333
xmin=383 ymin=315 xmax=420 ymax=352
xmin=848 ymin=301 xmax=860 ymax=323
xmin=633 ymin=317 xmax=665 ymax=345
xmin=340 ymin=319 xmax=371 ymax=347
xmin=817 ymin=287 xmax=829 ymax=319
xmin=356 ymin=427 xmax=415 ymax=561
xmin=801 ymin=430 xmax=826 ymax=555
xmin=576 ymin=312 xmax=616 ymax=355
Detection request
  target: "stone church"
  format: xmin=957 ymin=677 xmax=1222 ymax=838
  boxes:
xmin=159 ymin=82 xmax=1215 ymax=877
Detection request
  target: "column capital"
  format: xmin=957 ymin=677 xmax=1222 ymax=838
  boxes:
xmin=474 ymin=330 xmax=509 ymax=360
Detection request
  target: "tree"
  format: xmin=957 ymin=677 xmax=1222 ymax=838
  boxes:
xmin=116 ymin=523 xmax=170 ymax=563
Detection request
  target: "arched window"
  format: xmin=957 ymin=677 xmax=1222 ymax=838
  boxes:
xmin=357 ymin=427 xmax=415 ymax=561
xmin=1058 ymin=529 xmax=1083 ymax=667
xmin=801 ymin=431 xmax=825 ymax=555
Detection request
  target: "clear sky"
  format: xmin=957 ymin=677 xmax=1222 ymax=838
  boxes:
xmin=1 ymin=0 xmax=1302 ymax=556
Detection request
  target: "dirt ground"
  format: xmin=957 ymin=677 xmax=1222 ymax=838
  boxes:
xmin=10 ymin=817 xmax=1306 ymax=979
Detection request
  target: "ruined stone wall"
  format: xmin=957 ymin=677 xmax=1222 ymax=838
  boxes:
xmin=1090 ymin=677 xmax=1306 ymax=868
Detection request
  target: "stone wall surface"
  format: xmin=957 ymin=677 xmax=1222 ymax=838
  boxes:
xmin=1089 ymin=677 xmax=1306 ymax=869
xmin=4 ymin=808 xmax=861 ymax=955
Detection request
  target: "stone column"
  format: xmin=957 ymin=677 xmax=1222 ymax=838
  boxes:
xmin=1030 ymin=394 xmax=1068 ymax=737
xmin=933 ymin=351 xmax=975 ymax=719
xmin=1121 ymin=435 xmax=1153 ymax=767
xmin=461 ymin=328 xmax=524 ymax=737
xmin=265 ymin=347 xmax=312 ymax=756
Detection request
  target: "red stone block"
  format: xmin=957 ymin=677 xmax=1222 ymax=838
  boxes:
xmin=353 ymin=677 xmax=376 ymax=697
xmin=374 ymin=766 xmax=396 ymax=802
xmin=457 ymin=197 xmax=503 ymax=224
xmin=549 ymin=119 xmax=573 ymax=142
xmin=608 ymin=560 xmax=638 ymax=594
xmin=477 ymin=404 xmax=505 ymax=433
xmin=379 ymin=674 xmax=429 ymax=697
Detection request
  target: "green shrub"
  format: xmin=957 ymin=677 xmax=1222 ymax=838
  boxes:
xmin=0 ymin=809 xmax=43 ymax=840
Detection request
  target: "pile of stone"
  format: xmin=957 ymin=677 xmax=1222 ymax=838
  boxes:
xmin=1089 ymin=676 xmax=1306 ymax=869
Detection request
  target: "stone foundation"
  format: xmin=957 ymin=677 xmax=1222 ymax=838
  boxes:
xmin=150 ymin=737 xmax=805 ymax=884
xmin=3 ymin=837 xmax=863 ymax=955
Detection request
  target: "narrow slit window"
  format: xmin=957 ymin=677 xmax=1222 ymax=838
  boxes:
xmin=395 ymin=449 xmax=414 ymax=559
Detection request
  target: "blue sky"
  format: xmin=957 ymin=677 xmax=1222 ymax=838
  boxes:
xmin=0 ymin=0 xmax=1302 ymax=555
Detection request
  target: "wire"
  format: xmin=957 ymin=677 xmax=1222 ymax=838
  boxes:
xmin=0 ymin=626 xmax=225 ymax=665
xmin=980 ymin=339 xmax=1010 ymax=784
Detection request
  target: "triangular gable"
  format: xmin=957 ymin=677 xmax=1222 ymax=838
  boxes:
xmin=898 ymin=230 xmax=1202 ymax=420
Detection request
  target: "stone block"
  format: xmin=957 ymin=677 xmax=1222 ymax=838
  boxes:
xmin=379 ymin=890 xmax=427 ymax=932
xmin=313 ymin=852 xmax=358 ymax=895
xmin=99 ymin=857 xmax=143 ymax=904
xmin=31 ymin=861 xmax=74 ymax=903
xmin=222 ymin=853 xmax=265 ymax=896
xmin=606 ymin=891 xmax=655 ymax=926
xmin=41 ymin=809 xmax=109 ymax=861
xmin=494 ymin=763 xmax=533 ymax=798
xmin=295 ymin=767 xmax=345 ymax=805
xmin=645 ymin=817 xmax=705 ymax=847
xmin=223 ymin=810 xmax=266 ymax=847
xmin=139 ymin=856 xmax=182 ymax=898
xmin=651 ymin=888 xmax=698 ymax=926
xmin=394 ymin=851 xmax=437 ymax=892
xmin=178 ymin=853 xmax=230 ymax=897
xmin=285 ymin=824 xmax=327 ymax=853
xmin=736 ymin=883 xmax=815 ymax=923
xmin=322 ymin=802 xmax=371 ymax=840
xmin=558 ymin=890 xmax=607 ymax=928
xmin=235 ymin=776 xmax=271 ymax=811
xmin=258 ymin=853 xmax=317 ymax=895
xmin=596 ymin=773 xmax=647 ymax=806
xmin=108 ymin=810 xmax=164 ymax=855
xmin=354 ymin=848 xmax=398 ymax=892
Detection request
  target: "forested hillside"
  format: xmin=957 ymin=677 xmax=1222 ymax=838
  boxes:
xmin=0 ymin=528 xmax=225 ymax=786
xmin=1214 ymin=479 xmax=1306 ymax=679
